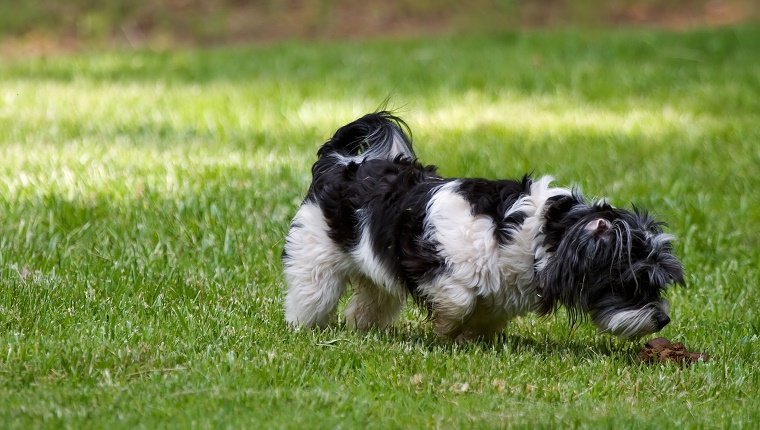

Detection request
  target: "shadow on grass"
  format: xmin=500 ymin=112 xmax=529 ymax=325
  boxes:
xmin=340 ymin=320 xmax=645 ymax=364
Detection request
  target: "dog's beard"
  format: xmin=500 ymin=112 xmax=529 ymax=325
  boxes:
xmin=592 ymin=300 xmax=670 ymax=339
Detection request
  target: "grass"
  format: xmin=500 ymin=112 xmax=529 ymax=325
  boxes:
xmin=1 ymin=25 xmax=759 ymax=428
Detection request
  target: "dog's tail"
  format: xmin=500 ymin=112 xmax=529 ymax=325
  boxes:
xmin=317 ymin=111 xmax=416 ymax=163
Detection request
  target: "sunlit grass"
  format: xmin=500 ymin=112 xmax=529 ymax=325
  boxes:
xmin=1 ymin=26 xmax=759 ymax=428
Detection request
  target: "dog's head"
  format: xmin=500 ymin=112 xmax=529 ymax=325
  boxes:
xmin=538 ymin=194 xmax=685 ymax=338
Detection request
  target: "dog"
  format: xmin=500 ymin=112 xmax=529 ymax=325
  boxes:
xmin=282 ymin=112 xmax=684 ymax=341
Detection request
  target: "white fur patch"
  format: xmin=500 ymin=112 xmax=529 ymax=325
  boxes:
xmin=283 ymin=203 xmax=351 ymax=327
xmin=423 ymin=182 xmax=502 ymax=292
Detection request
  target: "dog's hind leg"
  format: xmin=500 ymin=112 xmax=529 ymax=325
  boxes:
xmin=284 ymin=265 xmax=347 ymax=329
xmin=455 ymin=308 xmax=509 ymax=343
xmin=283 ymin=204 xmax=349 ymax=328
xmin=345 ymin=277 xmax=405 ymax=331
xmin=419 ymin=277 xmax=478 ymax=340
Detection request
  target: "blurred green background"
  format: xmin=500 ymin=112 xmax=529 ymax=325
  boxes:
xmin=2 ymin=0 xmax=759 ymax=54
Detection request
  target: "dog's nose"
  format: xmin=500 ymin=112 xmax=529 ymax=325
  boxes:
xmin=655 ymin=314 xmax=671 ymax=330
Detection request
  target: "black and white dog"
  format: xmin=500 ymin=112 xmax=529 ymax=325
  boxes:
xmin=283 ymin=112 xmax=684 ymax=341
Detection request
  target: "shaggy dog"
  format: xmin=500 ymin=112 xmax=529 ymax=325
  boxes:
xmin=283 ymin=112 xmax=684 ymax=341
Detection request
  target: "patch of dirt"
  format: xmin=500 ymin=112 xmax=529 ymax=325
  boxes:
xmin=608 ymin=0 xmax=754 ymax=29
xmin=1 ymin=0 xmax=758 ymax=57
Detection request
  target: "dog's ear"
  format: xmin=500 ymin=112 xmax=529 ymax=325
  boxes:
xmin=543 ymin=195 xmax=578 ymax=225
xmin=536 ymin=256 xmax=582 ymax=319
xmin=538 ymin=193 xmax=589 ymax=318
xmin=542 ymin=194 xmax=585 ymax=252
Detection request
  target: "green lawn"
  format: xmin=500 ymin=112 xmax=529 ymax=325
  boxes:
xmin=1 ymin=26 xmax=759 ymax=428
